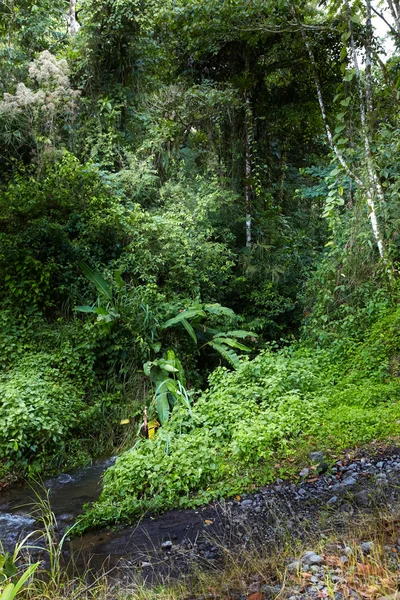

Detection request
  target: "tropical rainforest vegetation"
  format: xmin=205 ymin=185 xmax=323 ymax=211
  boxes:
xmin=1 ymin=0 xmax=400 ymax=534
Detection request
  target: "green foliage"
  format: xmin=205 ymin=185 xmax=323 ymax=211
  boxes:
xmin=79 ymin=307 xmax=400 ymax=530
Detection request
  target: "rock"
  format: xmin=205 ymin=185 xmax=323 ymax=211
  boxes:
xmin=376 ymin=473 xmax=387 ymax=483
xmin=327 ymin=496 xmax=338 ymax=505
xmin=261 ymin=584 xmax=282 ymax=599
xmin=311 ymin=575 xmax=320 ymax=583
xmin=287 ymin=561 xmax=301 ymax=573
xmin=340 ymin=555 xmax=348 ymax=564
xmin=310 ymin=565 xmax=321 ymax=573
xmin=376 ymin=461 xmax=384 ymax=468
xmin=310 ymin=451 xmax=325 ymax=463
xmin=241 ymin=499 xmax=253 ymax=508
xmin=342 ymin=476 xmax=357 ymax=486
xmin=354 ymin=490 xmax=370 ymax=506
xmin=302 ymin=551 xmax=324 ymax=566
xmin=161 ymin=540 xmax=172 ymax=550
xmin=298 ymin=488 xmax=307 ymax=497
xmin=299 ymin=468 xmax=310 ymax=478
xmin=361 ymin=541 xmax=374 ymax=554
xmin=318 ymin=462 xmax=329 ymax=474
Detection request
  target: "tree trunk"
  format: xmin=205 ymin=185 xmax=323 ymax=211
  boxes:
xmin=69 ymin=0 xmax=78 ymax=36
xmin=291 ymin=1 xmax=388 ymax=267
xmin=245 ymin=94 xmax=252 ymax=248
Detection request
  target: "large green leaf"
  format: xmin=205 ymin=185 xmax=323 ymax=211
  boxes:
xmin=215 ymin=337 xmax=251 ymax=351
xmin=161 ymin=308 xmax=206 ymax=329
xmin=79 ymin=262 xmax=112 ymax=301
xmin=204 ymin=303 xmax=235 ymax=318
xmin=181 ymin=318 xmax=197 ymax=343
xmin=207 ymin=341 xmax=240 ymax=369
xmin=155 ymin=380 xmax=171 ymax=424
xmin=74 ymin=305 xmax=96 ymax=313
xmin=221 ymin=330 xmax=257 ymax=339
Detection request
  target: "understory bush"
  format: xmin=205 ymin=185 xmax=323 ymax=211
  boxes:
xmin=79 ymin=307 xmax=400 ymax=531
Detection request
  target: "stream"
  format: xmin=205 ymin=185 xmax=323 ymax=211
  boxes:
xmin=0 ymin=458 xmax=115 ymax=554
xmin=1 ymin=450 xmax=398 ymax=580
xmin=0 ymin=456 xmax=220 ymax=577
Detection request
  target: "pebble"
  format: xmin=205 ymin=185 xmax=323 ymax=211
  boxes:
xmin=241 ymin=499 xmax=253 ymax=508
xmin=299 ymin=468 xmax=310 ymax=478
xmin=376 ymin=461 xmax=384 ymax=468
xmin=287 ymin=561 xmax=301 ymax=573
xmin=342 ymin=477 xmax=357 ymax=486
xmin=327 ymin=496 xmax=338 ymax=505
xmin=310 ymin=451 xmax=325 ymax=463
xmin=302 ymin=551 xmax=324 ymax=565
xmin=361 ymin=541 xmax=374 ymax=554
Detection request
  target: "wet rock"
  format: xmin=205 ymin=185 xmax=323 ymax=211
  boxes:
xmin=161 ymin=540 xmax=173 ymax=550
xmin=299 ymin=468 xmax=310 ymax=478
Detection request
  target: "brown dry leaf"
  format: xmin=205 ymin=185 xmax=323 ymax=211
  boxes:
xmin=204 ymin=519 xmax=214 ymax=525
xmin=357 ymin=563 xmax=385 ymax=577
xmin=325 ymin=555 xmax=343 ymax=567
xmin=246 ymin=593 xmax=265 ymax=600
xmin=235 ymin=495 xmax=241 ymax=501
xmin=365 ymin=585 xmax=380 ymax=597
xmin=307 ymin=477 xmax=319 ymax=483
xmin=317 ymin=590 xmax=329 ymax=598
xmin=301 ymin=572 xmax=312 ymax=579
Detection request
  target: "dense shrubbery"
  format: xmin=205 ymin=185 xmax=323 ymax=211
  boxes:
xmin=79 ymin=307 xmax=400 ymax=530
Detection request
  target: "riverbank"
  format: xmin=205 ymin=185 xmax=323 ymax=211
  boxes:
xmin=2 ymin=444 xmax=400 ymax=599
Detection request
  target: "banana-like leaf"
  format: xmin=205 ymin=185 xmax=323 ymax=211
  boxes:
xmin=161 ymin=308 xmax=206 ymax=329
xmin=182 ymin=318 xmax=197 ymax=343
xmin=204 ymin=303 xmax=236 ymax=318
xmin=155 ymin=381 xmax=171 ymax=424
xmin=215 ymin=337 xmax=251 ymax=351
xmin=74 ymin=305 xmax=96 ymax=313
xmin=79 ymin=262 xmax=112 ymax=301
xmin=208 ymin=341 xmax=240 ymax=369
xmin=220 ymin=330 xmax=258 ymax=339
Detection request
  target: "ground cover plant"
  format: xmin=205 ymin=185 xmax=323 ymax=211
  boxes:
xmin=78 ymin=306 xmax=400 ymax=530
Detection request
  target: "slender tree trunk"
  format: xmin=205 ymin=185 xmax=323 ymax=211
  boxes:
xmin=245 ymin=94 xmax=252 ymax=248
xmin=291 ymin=2 xmax=388 ymax=266
xmin=346 ymin=0 xmax=386 ymax=207
xmin=386 ymin=0 xmax=400 ymax=34
xmin=69 ymin=0 xmax=78 ymax=36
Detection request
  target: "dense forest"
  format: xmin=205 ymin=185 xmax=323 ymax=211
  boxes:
xmin=2 ymin=0 xmax=400 ymax=559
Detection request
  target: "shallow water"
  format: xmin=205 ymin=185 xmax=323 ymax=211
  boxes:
xmin=0 ymin=457 xmax=115 ymax=553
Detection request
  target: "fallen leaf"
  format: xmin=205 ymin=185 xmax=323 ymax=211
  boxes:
xmin=247 ymin=593 xmax=265 ymax=600
xmin=204 ymin=519 xmax=214 ymax=525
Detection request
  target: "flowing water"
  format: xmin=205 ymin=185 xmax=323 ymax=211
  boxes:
xmin=0 ymin=457 xmax=116 ymax=553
